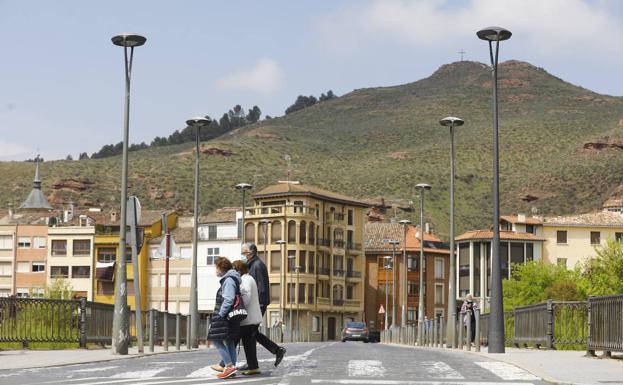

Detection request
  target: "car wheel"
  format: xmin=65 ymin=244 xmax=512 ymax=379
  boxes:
xmin=363 ymin=339 xmax=369 ymax=343
xmin=341 ymin=339 xmax=346 ymax=342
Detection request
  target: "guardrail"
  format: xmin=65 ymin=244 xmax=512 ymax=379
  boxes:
xmin=587 ymin=294 xmax=623 ymax=357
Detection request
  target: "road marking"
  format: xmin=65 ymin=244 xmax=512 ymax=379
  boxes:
xmin=111 ymin=368 xmax=172 ymax=379
xmin=279 ymin=342 xmax=334 ymax=377
xmin=186 ymin=365 xmax=218 ymax=378
xmin=74 ymin=366 xmax=119 ymax=373
xmin=124 ymin=377 xmax=268 ymax=385
xmin=475 ymin=361 xmax=540 ymax=381
xmin=420 ymin=361 xmax=464 ymax=379
xmin=51 ymin=378 xmax=167 ymax=385
xmin=348 ymin=360 xmax=386 ymax=377
xmin=312 ymin=380 xmax=535 ymax=385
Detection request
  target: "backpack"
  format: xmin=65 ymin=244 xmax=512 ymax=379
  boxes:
xmin=226 ymin=278 xmax=248 ymax=323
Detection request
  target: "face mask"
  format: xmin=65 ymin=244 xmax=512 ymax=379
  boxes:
xmin=240 ymin=255 xmax=248 ymax=263
xmin=216 ymin=269 xmax=224 ymax=277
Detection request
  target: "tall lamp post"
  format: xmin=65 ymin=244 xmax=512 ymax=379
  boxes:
xmin=276 ymin=240 xmax=286 ymax=324
xmin=398 ymin=220 xmax=411 ymax=327
xmin=415 ymin=183 xmax=431 ymax=345
xmin=236 ymin=183 xmax=253 ymax=244
xmin=187 ymin=116 xmax=211 ymax=348
xmin=440 ymin=116 xmax=464 ymax=348
xmin=111 ymin=33 xmax=146 ymax=355
xmin=383 ymin=257 xmax=392 ymax=330
xmin=477 ymin=26 xmax=512 ymax=354
xmin=295 ymin=265 xmax=301 ymax=339
xmin=387 ymin=239 xmax=400 ymax=328
xmin=287 ymin=254 xmax=296 ymax=339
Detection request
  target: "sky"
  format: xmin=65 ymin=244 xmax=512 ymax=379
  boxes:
xmin=1 ymin=0 xmax=623 ymax=161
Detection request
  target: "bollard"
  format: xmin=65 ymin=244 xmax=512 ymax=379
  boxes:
xmin=186 ymin=315 xmax=191 ymax=350
xmin=432 ymin=320 xmax=437 ymax=347
xmin=176 ymin=313 xmax=181 ymax=351
xmin=475 ymin=308 xmax=481 ymax=352
xmin=466 ymin=309 xmax=472 ymax=351
xmin=149 ymin=309 xmax=155 ymax=353
xmin=458 ymin=312 xmax=464 ymax=350
xmin=438 ymin=316 xmax=444 ymax=348
xmin=79 ymin=298 xmax=87 ymax=349
xmin=164 ymin=312 xmax=169 ymax=351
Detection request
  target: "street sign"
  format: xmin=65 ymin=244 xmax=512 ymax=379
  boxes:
xmin=378 ymin=304 xmax=385 ymax=314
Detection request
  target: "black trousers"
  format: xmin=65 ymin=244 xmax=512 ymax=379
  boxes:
xmin=257 ymin=306 xmax=281 ymax=354
xmin=239 ymin=324 xmax=259 ymax=370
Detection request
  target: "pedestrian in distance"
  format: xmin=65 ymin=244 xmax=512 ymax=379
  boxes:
xmin=241 ymin=242 xmax=286 ymax=367
xmin=461 ymin=293 xmax=479 ymax=344
xmin=232 ymin=260 xmax=263 ymax=375
xmin=207 ymin=257 xmax=242 ymax=379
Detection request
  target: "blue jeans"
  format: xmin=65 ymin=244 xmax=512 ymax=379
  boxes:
xmin=213 ymin=338 xmax=237 ymax=366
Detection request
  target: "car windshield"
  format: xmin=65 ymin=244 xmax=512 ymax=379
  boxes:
xmin=346 ymin=322 xmax=365 ymax=329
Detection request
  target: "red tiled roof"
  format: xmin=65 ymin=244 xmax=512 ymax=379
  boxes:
xmin=365 ymin=222 xmax=449 ymax=254
xmin=500 ymin=215 xmax=543 ymax=225
xmin=254 ymin=183 xmax=369 ymax=207
xmin=455 ymin=230 xmax=545 ymax=242
xmin=542 ymin=211 xmax=623 ymax=227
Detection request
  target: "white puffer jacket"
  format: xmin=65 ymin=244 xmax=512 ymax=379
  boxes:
xmin=240 ymin=274 xmax=263 ymax=326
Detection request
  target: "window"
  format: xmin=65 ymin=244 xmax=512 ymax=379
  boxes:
xmin=18 ymin=237 xmax=31 ymax=248
xmin=50 ymin=266 xmax=69 ymax=278
xmin=270 ymin=283 xmax=280 ymax=303
xmin=288 ymin=283 xmax=295 ymax=303
xmin=435 ymin=284 xmax=444 ymax=305
xmin=300 ymin=221 xmax=307 ymax=244
xmin=179 ymin=274 xmax=191 ymax=287
xmin=299 ymin=251 xmax=306 ymax=273
xmin=245 ymin=223 xmax=255 ymax=243
xmin=287 ymin=221 xmax=296 ymax=244
xmin=407 ymin=256 xmax=417 ymax=270
xmin=97 ymin=247 xmax=116 ymax=262
xmin=407 ymin=280 xmax=418 ymax=296
xmin=207 ymin=225 xmax=217 ymax=240
xmin=16 ymin=288 xmax=29 ymax=298
xmin=458 ymin=243 xmax=470 ymax=297
xmin=97 ymin=281 xmax=114 ymax=295
xmin=73 ymin=240 xmax=91 ymax=256
xmin=526 ymin=243 xmax=534 ymax=262
xmin=150 ymin=274 xmax=159 ymax=287
xmin=348 ymin=209 xmax=353 ymax=226
xmin=308 ymin=284 xmax=314 ymax=304
xmin=160 ymin=274 xmax=177 ymax=287
xmin=298 ymin=283 xmax=306 ymax=303
xmin=206 ymin=248 xmax=219 ymax=265
xmin=617 ymin=232 xmax=623 ymax=242
xmin=71 ymin=266 xmax=90 ymax=278
xmin=271 ymin=221 xmax=282 ymax=243
xmin=526 ymin=225 xmax=535 ymax=234
xmin=270 ymin=250 xmax=281 ymax=273
xmin=557 ymin=258 xmax=567 ymax=268
xmin=312 ymin=316 xmax=320 ymax=332
xmin=51 ymin=240 xmax=67 ymax=256
xmin=32 ymin=262 xmax=45 ymax=272
xmin=17 ymin=262 xmax=29 ymax=272
xmin=0 ymin=262 xmax=11 ymax=276
xmin=346 ymin=285 xmax=354 ymax=299
xmin=557 ymin=231 xmax=567 ymax=244
xmin=308 ymin=252 xmax=315 ymax=274
xmin=0 ymin=235 xmax=12 ymax=250
xmin=434 ymin=258 xmax=444 ymax=279
xmin=33 ymin=236 xmax=46 ymax=249
xmin=590 ymin=231 xmax=601 ymax=245
xmin=31 ymin=287 xmax=44 ymax=298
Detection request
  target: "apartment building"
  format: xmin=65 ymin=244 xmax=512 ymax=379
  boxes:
xmin=245 ymin=182 xmax=367 ymax=341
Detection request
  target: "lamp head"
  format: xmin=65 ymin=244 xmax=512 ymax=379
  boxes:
xmin=186 ymin=117 xmax=211 ymax=127
xmin=398 ymin=219 xmax=411 ymax=225
xmin=477 ymin=27 xmax=512 ymax=42
xmin=440 ymin=116 xmax=464 ymax=127
xmin=276 ymin=240 xmax=286 ymax=245
xmin=415 ymin=183 xmax=432 ymax=191
xmin=260 ymin=219 xmax=270 ymax=224
xmin=111 ymin=33 xmax=146 ymax=47
xmin=235 ymin=183 xmax=253 ymax=191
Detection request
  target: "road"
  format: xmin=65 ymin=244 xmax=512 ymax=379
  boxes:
xmin=0 ymin=342 xmax=548 ymax=385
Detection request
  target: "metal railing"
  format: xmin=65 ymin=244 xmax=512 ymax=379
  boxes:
xmin=587 ymin=294 xmax=623 ymax=356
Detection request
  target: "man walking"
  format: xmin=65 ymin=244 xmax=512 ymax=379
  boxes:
xmin=242 ymin=242 xmax=286 ymax=367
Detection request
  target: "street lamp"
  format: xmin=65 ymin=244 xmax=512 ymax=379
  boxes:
xmin=387 ymin=239 xmax=400 ymax=328
xmin=260 ymin=219 xmax=270 ymax=261
xmin=287 ymin=254 xmax=296 ymax=339
xmin=415 ymin=183 xmax=431 ymax=345
xmin=398 ymin=219 xmax=411 ymax=327
xmin=440 ymin=116 xmax=464 ymax=348
xmin=477 ymin=26 xmax=512 ymax=354
xmin=295 ymin=265 xmax=301 ymax=340
xmin=383 ymin=258 xmax=392 ymax=330
xmin=186 ymin=116 xmax=211 ymax=348
xmin=276 ymin=239 xmax=286 ymax=326
xmin=236 ymin=183 xmax=253 ymax=244
xmin=110 ymin=32 xmax=146 ymax=355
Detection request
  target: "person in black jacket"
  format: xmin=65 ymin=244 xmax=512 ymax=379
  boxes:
xmin=242 ymin=242 xmax=286 ymax=367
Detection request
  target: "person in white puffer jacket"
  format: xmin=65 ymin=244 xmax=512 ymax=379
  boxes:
xmin=232 ymin=260 xmax=263 ymax=375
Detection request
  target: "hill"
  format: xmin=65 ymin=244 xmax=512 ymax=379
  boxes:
xmin=3 ymin=60 xmax=623 ymax=239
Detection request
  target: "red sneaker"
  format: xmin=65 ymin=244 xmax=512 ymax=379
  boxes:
xmin=217 ymin=366 xmax=237 ymax=379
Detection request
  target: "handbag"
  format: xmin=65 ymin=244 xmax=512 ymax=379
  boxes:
xmin=226 ymin=279 xmax=248 ymax=322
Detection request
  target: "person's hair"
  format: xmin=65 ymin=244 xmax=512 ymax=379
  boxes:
xmin=243 ymin=242 xmax=257 ymax=255
xmin=215 ymin=257 xmax=233 ymax=273
xmin=466 ymin=293 xmax=474 ymax=301
xmin=232 ymin=260 xmax=249 ymax=275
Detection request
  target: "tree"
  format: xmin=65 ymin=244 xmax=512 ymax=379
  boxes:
xmin=65 ymin=154 xmax=73 ymax=161
xmin=319 ymin=90 xmax=337 ymax=101
xmin=45 ymin=278 xmax=74 ymax=300
xmin=285 ymin=95 xmax=317 ymax=115
xmin=78 ymin=152 xmax=89 ymax=160
xmin=579 ymin=239 xmax=623 ymax=296
xmin=246 ymin=105 xmax=261 ymax=123
xmin=228 ymin=104 xmax=246 ymax=128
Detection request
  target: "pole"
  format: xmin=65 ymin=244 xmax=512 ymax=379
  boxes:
xmin=112 ymin=42 xmax=134 ymax=355
xmin=130 ymin=197 xmax=144 ymax=353
xmin=384 ymin=266 xmax=389 ymax=330
xmin=190 ymin=125 xmax=200 ymax=349
xmin=241 ymin=189 xmax=246 ymax=244
xmin=488 ymin=37 xmax=505 ymax=354
xmin=447 ymin=123 xmax=457 ymax=348
xmin=296 ymin=267 xmax=300 ymax=340
xmin=417 ymin=191 xmax=425 ymax=345
xmin=165 ymin=220 xmax=170 ymax=312
xmin=391 ymin=243 xmax=396 ymax=328
xmin=289 ymin=265 xmax=293 ymax=340
xmin=402 ymin=226 xmax=407 ymax=327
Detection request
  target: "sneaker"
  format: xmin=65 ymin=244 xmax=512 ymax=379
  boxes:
xmin=236 ymin=363 xmax=249 ymax=370
xmin=217 ymin=366 xmax=237 ymax=379
xmin=274 ymin=347 xmax=286 ymax=367
xmin=210 ymin=364 xmax=224 ymax=372
xmin=241 ymin=368 xmax=261 ymax=375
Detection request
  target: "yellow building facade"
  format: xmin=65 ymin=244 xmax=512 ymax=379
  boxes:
xmin=245 ymin=182 xmax=367 ymax=341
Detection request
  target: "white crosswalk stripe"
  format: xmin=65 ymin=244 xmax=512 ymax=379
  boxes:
xmin=186 ymin=365 xmax=217 ymax=378
xmin=348 ymin=360 xmax=386 ymax=377
xmin=73 ymin=366 xmax=119 ymax=373
xmin=110 ymin=368 xmax=171 ymax=379
xmin=475 ymin=361 xmax=540 ymax=381
xmin=420 ymin=361 xmax=464 ymax=379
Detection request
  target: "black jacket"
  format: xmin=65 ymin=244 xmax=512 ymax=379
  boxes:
xmin=247 ymin=254 xmax=270 ymax=311
xmin=207 ymin=271 xmax=241 ymax=341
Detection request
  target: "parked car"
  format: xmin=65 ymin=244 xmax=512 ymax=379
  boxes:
xmin=341 ymin=321 xmax=369 ymax=342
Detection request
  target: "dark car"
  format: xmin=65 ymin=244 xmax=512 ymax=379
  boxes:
xmin=341 ymin=321 xmax=369 ymax=342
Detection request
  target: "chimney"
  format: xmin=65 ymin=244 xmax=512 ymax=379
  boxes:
xmin=425 ymin=222 xmax=431 ymax=234
xmin=110 ymin=211 xmax=118 ymax=223
xmin=63 ymin=202 xmax=75 ymax=223
xmin=517 ymin=213 xmax=526 ymax=222
xmin=8 ymin=203 xmax=13 ymax=219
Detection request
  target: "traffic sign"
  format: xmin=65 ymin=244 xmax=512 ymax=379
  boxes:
xmin=378 ymin=304 xmax=385 ymax=314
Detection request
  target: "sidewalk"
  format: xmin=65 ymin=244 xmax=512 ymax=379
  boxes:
xmin=0 ymin=345 xmax=210 ymax=370
xmin=465 ymin=347 xmax=623 ymax=385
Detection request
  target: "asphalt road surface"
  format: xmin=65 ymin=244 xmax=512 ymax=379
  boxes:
xmin=0 ymin=342 xmax=549 ymax=385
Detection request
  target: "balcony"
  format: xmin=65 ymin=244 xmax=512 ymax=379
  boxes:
xmin=333 ymin=269 xmax=345 ymax=277
xmin=333 ymin=299 xmax=344 ymax=306
xmin=333 ymin=240 xmax=345 ymax=249
xmin=325 ymin=212 xmax=345 ymax=223
xmin=345 ymin=299 xmax=361 ymax=308
xmin=346 ymin=242 xmax=362 ymax=251
xmin=317 ymin=297 xmax=331 ymax=306
xmin=318 ymin=239 xmax=331 ymax=248
xmin=346 ymin=270 xmax=362 ymax=279
xmin=317 ymin=267 xmax=330 ymax=276
xmin=246 ymin=205 xmax=317 ymax=218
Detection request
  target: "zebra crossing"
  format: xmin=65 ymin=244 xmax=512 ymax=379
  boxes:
xmin=11 ymin=358 xmax=541 ymax=385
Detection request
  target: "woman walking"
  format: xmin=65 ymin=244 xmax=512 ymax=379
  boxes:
xmin=232 ymin=260 xmax=263 ymax=375
xmin=208 ymin=257 xmax=242 ymax=379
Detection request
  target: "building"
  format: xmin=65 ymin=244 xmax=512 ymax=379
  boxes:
xmin=245 ymin=182 xmax=367 ymax=341
xmin=364 ymin=222 xmax=450 ymax=330
xmin=0 ymin=216 xmax=15 ymax=297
